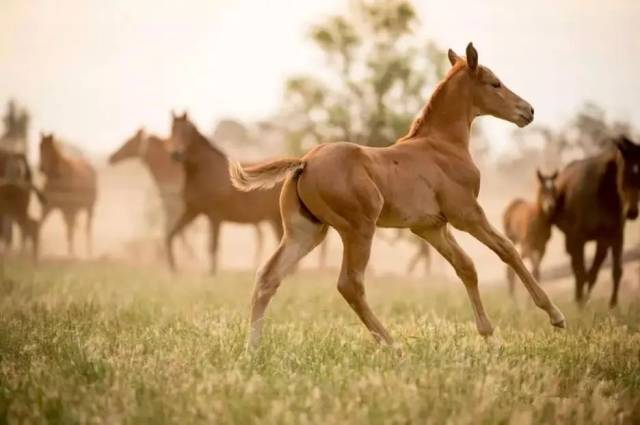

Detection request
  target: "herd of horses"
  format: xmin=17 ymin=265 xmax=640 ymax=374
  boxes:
xmin=1 ymin=43 xmax=639 ymax=348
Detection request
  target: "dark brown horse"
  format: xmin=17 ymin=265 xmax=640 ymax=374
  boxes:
xmin=553 ymin=136 xmax=640 ymax=307
xmin=503 ymin=170 xmax=558 ymax=296
xmin=0 ymin=149 xmax=44 ymax=259
xmin=39 ymin=134 xmax=97 ymax=257
xmin=168 ymin=113 xmax=283 ymax=274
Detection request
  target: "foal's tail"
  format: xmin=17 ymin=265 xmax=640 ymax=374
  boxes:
xmin=229 ymin=158 xmax=305 ymax=191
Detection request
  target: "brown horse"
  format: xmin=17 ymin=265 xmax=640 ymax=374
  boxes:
xmin=503 ymin=169 xmax=558 ymax=296
xmin=39 ymin=133 xmax=97 ymax=257
xmin=552 ymin=136 xmax=640 ymax=307
xmin=0 ymin=149 xmax=44 ymax=259
xmin=168 ymin=113 xmax=283 ymax=274
xmin=109 ymin=128 xmax=195 ymax=256
xmin=230 ymin=43 xmax=565 ymax=349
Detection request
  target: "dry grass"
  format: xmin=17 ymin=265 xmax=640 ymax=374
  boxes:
xmin=1 ymin=259 xmax=639 ymax=424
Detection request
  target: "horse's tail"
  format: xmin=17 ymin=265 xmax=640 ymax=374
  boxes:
xmin=229 ymin=158 xmax=305 ymax=191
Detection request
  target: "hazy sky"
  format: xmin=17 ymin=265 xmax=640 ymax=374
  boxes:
xmin=1 ymin=0 xmax=639 ymax=156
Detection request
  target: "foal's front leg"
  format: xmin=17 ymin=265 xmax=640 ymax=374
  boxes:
xmin=458 ymin=207 xmax=566 ymax=328
xmin=413 ymin=225 xmax=493 ymax=337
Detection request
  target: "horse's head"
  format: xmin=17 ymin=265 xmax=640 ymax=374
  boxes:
xmin=109 ymin=128 xmax=146 ymax=165
xmin=536 ymin=169 xmax=559 ymax=217
xmin=616 ymin=135 xmax=640 ymax=220
xmin=39 ymin=132 xmax=59 ymax=176
xmin=170 ymin=111 xmax=195 ymax=153
xmin=447 ymin=43 xmax=534 ymax=128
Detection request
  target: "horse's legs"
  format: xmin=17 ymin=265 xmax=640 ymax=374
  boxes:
xmin=407 ymin=244 xmax=422 ymax=275
xmin=61 ymin=210 xmax=77 ymax=257
xmin=13 ymin=213 xmax=38 ymax=261
xmin=530 ymin=250 xmax=542 ymax=282
xmin=587 ymin=239 xmax=609 ymax=294
xmin=208 ymin=219 xmax=220 ymax=275
xmin=459 ymin=209 xmax=565 ymax=328
xmin=318 ymin=238 xmax=328 ymax=270
xmin=85 ymin=207 xmax=94 ymax=258
xmin=566 ymin=239 xmax=587 ymax=305
xmin=423 ymin=242 xmax=432 ymax=276
xmin=335 ymin=227 xmax=393 ymax=344
xmin=166 ymin=208 xmax=197 ymax=272
xmin=610 ymin=234 xmax=624 ymax=308
xmin=413 ymin=225 xmax=493 ymax=336
xmin=248 ymin=201 xmax=327 ymax=350
xmin=253 ymin=224 xmax=264 ymax=270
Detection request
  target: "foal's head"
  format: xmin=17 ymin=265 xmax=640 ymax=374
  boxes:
xmin=448 ymin=43 xmax=534 ymax=128
xmin=109 ymin=129 xmax=146 ymax=165
xmin=616 ymin=135 xmax=640 ymax=220
xmin=536 ymin=169 xmax=559 ymax=216
xmin=39 ymin=133 xmax=60 ymax=176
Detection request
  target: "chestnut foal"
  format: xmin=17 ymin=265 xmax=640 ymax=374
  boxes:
xmin=231 ymin=43 xmax=566 ymax=349
xmin=503 ymin=170 xmax=558 ymax=297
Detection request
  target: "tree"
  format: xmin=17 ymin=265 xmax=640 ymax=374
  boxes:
xmin=277 ymin=0 xmax=450 ymax=154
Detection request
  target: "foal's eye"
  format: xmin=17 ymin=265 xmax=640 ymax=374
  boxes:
xmin=491 ymin=81 xmax=501 ymax=89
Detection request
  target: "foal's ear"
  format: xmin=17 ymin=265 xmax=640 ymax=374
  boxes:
xmin=466 ymin=42 xmax=478 ymax=71
xmin=551 ymin=170 xmax=559 ymax=180
xmin=448 ymin=49 xmax=460 ymax=66
xmin=536 ymin=168 xmax=544 ymax=182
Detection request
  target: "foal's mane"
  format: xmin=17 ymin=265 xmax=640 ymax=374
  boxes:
xmin=396 ymin=62 xmax=466 ymax=143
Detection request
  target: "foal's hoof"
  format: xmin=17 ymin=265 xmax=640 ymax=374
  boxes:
xmin=551 ymin=318 xmax=566 ymax=329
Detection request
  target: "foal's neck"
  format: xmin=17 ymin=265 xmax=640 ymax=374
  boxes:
xmin=409 ymin=69 xmax=474 ymax=150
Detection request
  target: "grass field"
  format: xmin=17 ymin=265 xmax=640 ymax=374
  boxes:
xmin=1 ymin=259 xmax=639 ymax=424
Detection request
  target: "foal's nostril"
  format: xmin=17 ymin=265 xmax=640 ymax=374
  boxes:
xmin=530 ymin=107 xmax=535 ymax=116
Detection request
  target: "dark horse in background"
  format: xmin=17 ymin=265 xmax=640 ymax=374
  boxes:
xmin=0 ymin=149 xmax=45 ymax=259
xmin=553 ymin=136 xmax=640 ymax=307
xmin=168 ymin=112 xmax=283 ymax=274
xmin=503 ymin=170 xmax=558 ymax=297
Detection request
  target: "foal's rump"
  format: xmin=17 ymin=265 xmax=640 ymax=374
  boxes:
xmin=503 ymin=198 xmax=528 ymax=242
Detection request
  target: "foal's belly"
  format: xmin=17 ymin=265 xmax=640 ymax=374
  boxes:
xmin=376 ymin=186 xmax=443 ymax=228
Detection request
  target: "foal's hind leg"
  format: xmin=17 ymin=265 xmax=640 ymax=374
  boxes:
xmin=337 ymin=226 xmax=393 ymax=345
xmin=247 ymin=180 xmax=327 ymax=350
xmin=413 ymin=225 xmax=493 ymax=337
xmin=458 ymin=207 xmax=565 ymax=328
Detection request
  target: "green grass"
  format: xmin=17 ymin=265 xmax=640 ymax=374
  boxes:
xmin=1 ymin=260 xmax=639 ymax=424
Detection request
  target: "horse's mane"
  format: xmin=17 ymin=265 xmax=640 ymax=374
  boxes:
xmin=185 ymin=121 xmax=227 ymax=158
xmin=396 ymin=62 xmax=465 ymax=143
xmin=51 ymin=139 xmax=87 ymax=160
